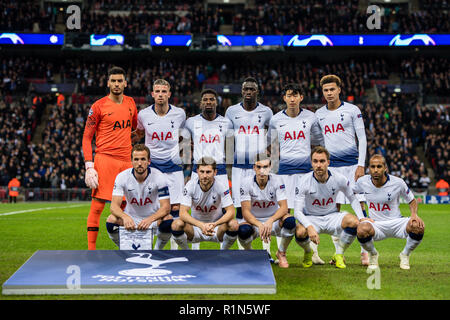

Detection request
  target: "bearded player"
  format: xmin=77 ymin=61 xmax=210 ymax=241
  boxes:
xmin=82 ymin=66 xmax=138 ymax=250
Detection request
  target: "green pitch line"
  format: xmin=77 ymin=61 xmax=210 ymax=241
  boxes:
xmin=0 ymin=202 xmax=449 ymax=300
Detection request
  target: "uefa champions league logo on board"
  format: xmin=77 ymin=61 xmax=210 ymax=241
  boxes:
xmin=118 ymin=253 xmax=188 ymax=277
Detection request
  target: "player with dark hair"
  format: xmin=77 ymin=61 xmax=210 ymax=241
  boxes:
xmin=105 ymin=144 xmax=172 ymax=249
xmin=315 ymin=74 xmax=369 ymax=266
xmin=294 ymin=146 xmax=365 ymax=269
xmin=237 ymin=152 xmax=295 ymax=268
xmin=354 ymin=155 xmax=425 ymax=270
xmin=269 ymin=83 xmax=324 ymax=264
xmin=171 ymin=157 xmax=238 ymax=250
xmin=225 ymin=77 xmax=273 ymax=253
xmin=82 ymin=66 xmax=138 ymax=250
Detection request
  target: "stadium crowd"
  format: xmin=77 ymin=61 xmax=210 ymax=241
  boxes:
xmin=0 ymin=54 xmax=447 ymax=196
xmin=1 ymin=0 xmax=448 ymax=34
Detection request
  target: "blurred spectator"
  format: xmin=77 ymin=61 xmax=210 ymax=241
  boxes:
xmin=435 ymin=178 xmax=449 ymax=196
xmin=7 ymin=176 xmax=20 ymax=203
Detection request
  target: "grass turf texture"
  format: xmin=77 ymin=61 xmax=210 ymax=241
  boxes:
xmin=0 ymin=202 xmax=449 ymax=300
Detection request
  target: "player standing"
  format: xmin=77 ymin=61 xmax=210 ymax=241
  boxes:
xmin=82 ymin=66 xmax=137 ymax=250
xmin=315 ymin=74 xmax=369 ymax=265
xmin=182 ymin=88 xmax=233 ymax=189
xmin=225 ymin=77 xmax=273 ymax=252
xmin=294 ymin=147 xmax=365 ymax=269
xmin=269 ymin=83 xmax=324 ymax=264
xmin=133 ymin=79 xmax=186 ymax=249
xmin=105 ymin=144 xmax=172 ymax=249
xmin=355 ymin=155 xmax=425 ymax=270
xmin=237 ymin=153 xmax=296 ymax=268
xmin=171 ymin=157 xmax=238 ymax=249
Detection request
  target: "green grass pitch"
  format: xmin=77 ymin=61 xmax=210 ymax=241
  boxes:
xmin=0 ymin=202 xmax=449 ymax=300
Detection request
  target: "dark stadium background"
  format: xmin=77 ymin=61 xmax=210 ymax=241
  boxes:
xmin=0 ymin=0 xmax=448 ymax=202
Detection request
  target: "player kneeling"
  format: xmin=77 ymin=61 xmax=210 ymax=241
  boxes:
xmin=294 ymin=147 xmax=366 ymax=269
xmin=237 ymin=153 xmax=295 ymax=268
xmin=171 ymin=157 xmax=239 ymax=249
xmin=105 ymin=144 xmax=173 ymax=249
xmin=355 ymin=155 xmax=425 ymax=270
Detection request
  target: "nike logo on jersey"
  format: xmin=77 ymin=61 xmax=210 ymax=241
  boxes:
xmin=235 ymin=116 xmax=242 ymax=119
xmin=128 ymin=189 xmax=134 ymax=191
xmin=279 ymin=124 xmax=287 ymax=127
xmin=147 ymin=122 xmax=154 ymax=126
xmin=309 ymin=191 xmax=316 ymax=194
xmin=319 ymin=118 xmax=325 ymax=121
xmin=107 ymin=112 xmax=114 ymax=116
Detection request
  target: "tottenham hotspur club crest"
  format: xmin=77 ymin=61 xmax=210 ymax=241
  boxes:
xmin=171 ymin=120 xmax=175 ymax=128
xmin=302 ymin=121 xmax=307 ymax=129
xmin=340 ymin=113 xmax=344 ymax=121
xmin=387 ymin=193 xmax=392 ymax=201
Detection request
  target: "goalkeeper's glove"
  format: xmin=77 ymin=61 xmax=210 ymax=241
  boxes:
xmin=85 ymin=161 xmax=98 ymax=189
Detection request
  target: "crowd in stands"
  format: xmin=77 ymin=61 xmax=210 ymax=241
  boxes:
xmin=1 ymin=0 xmax=448 ymax=34
xmin=400 ymin=57 xmax=450 ymax=98
xmin=0 ymin=53 xmax=448 ymax=196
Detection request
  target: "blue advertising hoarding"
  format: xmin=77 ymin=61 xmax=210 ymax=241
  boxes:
xmin=0 ymin=33 xmax=64 ymax=45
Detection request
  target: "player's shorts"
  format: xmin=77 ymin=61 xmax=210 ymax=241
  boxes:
xmin=191 ymin=225 xmax=221 ymax=243
xmin=278 ymin=173 xmax=306 ymax=209
xmin=305 ymin=211 xmax=346 ymax=237
xmin=330 ymin=164 xmax=365 ymax=204
xmin=93 ymin=153 xmax=132 ymax=201
xmin=160 ymin=170 xmax=184 ymax=205
xmin=360 ymin=217 xmax=410 ymax=241
xmin=191 ymin=172 xmax=229 ymax=189
xmin=231 ymin=167 xmax=256 ymax=207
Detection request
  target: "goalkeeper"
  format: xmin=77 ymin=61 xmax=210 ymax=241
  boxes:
xmin=82 ymin=66 xmax=138 ymax=250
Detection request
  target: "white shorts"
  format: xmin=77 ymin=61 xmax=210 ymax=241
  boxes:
xmin=161 ymin=171 xmax=184 ymax=205
xmin=191 ymin=172 xmax=229 ymax=190
xmin=306 ymin=212 xmax=345 ymax=237
xmin=191 ymin=225 xmax=220 ymax=243
xmin=331 ymin=165 xmax=365 ymax=204
xmin=361 ymin=217 xmax=410 ymax=241
xmin=231 ymin=167 xmax=256 ymax=207
xmin=279 ymin=173 xmax=306 ymax=209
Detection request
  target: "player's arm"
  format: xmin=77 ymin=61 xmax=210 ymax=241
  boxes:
xmin=294 ymin=188 xmax=319 ymax=244
xmin=342 ymin=181 xmax=365 ymax=220
xmin=353 ymin=110 xmax=367 ymax=181
xmin=261 ymin=198 xmax=288 ymax=243
xmin=407 ymin=198 xmax=424 ymax=229
xmin=311 ymin=116 xmax=324 ymax=146
xmin=82 ymin=105 xmax=99 ymax=189
xmin=110 ymin=195 xmax=136 ymax=230
xmin=131 ymin=128 xmax=145 ymax=143
xmin=137 ymin=198 xmax=170 ymax=230
xmin=241 ymin=200 xmax=264 ymax=230
xmin=211 ymin=204 xmax=235 ymax=228
xmin=179 ymin=204 xmax=212 ymax=236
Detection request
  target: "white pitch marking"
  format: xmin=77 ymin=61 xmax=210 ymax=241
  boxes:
xmin=0 ymin=204 xmax=87 ymax=216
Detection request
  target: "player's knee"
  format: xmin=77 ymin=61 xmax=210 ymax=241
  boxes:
xmin=342 ymin=213 xmax=359 ymax=229
xmin=228 ymin=219 xmax=239 ymax=232
xmin=158 ymin=219 xmax=173 ymax=233
xmin=407 ymin=221 xmax=424 ymax=235
xmin=282 ymin=216 xmax=296 ymax=230
xmin=295 ymin=224 xmax=307 ymax=239
xmin=238 ymin=224 xmax=254 ymax=240
xmin=171 ymin=218 xmax=184 ymax=232
xmin=357 ymin=222 xmax=373 ymax=238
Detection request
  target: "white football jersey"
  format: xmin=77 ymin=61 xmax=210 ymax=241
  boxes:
xmin=225 ymin=102 xmax=273 ymax=169
xmin=315 ymin=102 xmax=365 ymax=167
xmin=353 ymin=174 xmax=415 ymax=221
xmin=269 ymin=108 xmax=323 ymax=174
xmin=137 ymin=104 xmax=186 ymax=172
xmin=182 ymin=114 xmax=233 ymax=175
xmin=294 ymin=169 xmax=353 ymax=216
xmin=240 ymin=174 xmax=287 ymax=221
xmin=112 ymin=167 xmax=170 ymax=222
xmin=180 ymin=178 xmax=233 ymax=223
